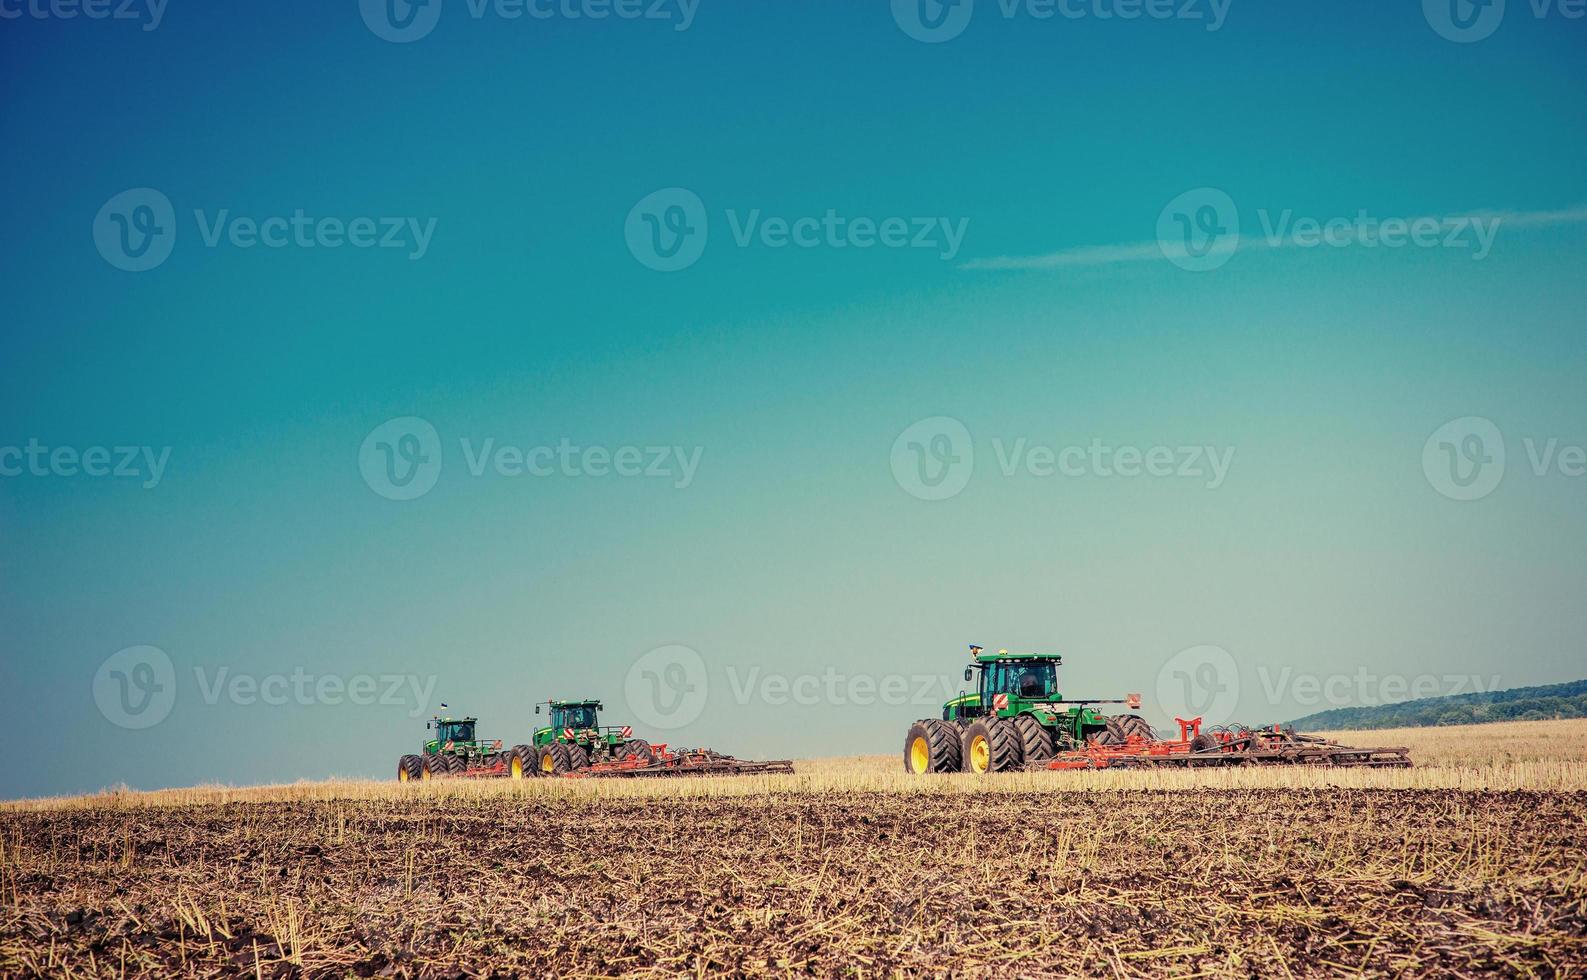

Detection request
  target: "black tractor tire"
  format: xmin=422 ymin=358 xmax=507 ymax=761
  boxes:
xmin=442 ymin=754 xmax=466 ymax=775
xmin=508 ymin=744 xmax=537 ymax=779
xmin=422 ymin=753 xmax=449 ymax=779
xmin=1105 ymin=714 xmax=1155 ymax=745
xmin=620 ymin=739 xmax=655 ymax=763
xmin=538 ymin=743 xmax=572 ymax=776
xmin=903 ymin=720 xmax=961 ymax=774
xmin=1120 ymin=714 xmax=1156 ymax=740
xmin=566 ymin=743 xmax=591 ymax=770
xmin=1011 ymin=714 xmax=1058 ymax=764
xmin=397 ymin=755 xmax=423 ymax=782
xmin=961 ymin=718 xmax=1023 ymax=773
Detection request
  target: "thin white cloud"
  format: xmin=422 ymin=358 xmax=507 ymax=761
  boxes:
xmin=960 ymin=204 xmax=1587 ymax=271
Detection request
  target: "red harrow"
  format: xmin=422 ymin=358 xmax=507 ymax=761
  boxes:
xmin=565 ymin=743 xmax=795 ymax=778
xmin=1043 ymin=717 xmax=1412 ymax=770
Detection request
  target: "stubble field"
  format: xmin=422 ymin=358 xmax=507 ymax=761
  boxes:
xmin=2 ymin=719 xmax=1585 ymax=977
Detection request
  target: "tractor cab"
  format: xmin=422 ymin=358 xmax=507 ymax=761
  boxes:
xmin=426 ymin=716 xmax=479 ymax=754
xmin=954 ymin=646 xmax=1064 ymax=717
xmin=533 ymin=699 xmax=608 ymax=744
xmin=551 ymin=701 xmax=600 ymax=731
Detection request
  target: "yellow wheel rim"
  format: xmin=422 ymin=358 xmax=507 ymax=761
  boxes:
xmin=541 ymin=752 xmax=555 ymax=774
xmin=398 ymin=767 xmax=409 ymax=782
xmin=510 ymin=756 xmax=523 ymax=779
xmin=420 ymin=764 xmax=431 ymax=781
xmin=909 ymin=736 xmax=929 ymax=773
xmin=970 ymin=735 xmax=990 ymax=773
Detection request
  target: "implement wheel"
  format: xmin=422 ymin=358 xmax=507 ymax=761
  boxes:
xmin=397 ymin=755 xmax=423 ymax=782
xmin=903 ymin=720 xmax=961 ymax=774
xmin=508 ymin=744 xmax=537 ymax=780
xmin=961 ymin=718 xmax=1022 ymax=774
xmin=1011 ymin=714 xmax=1058 ymax=764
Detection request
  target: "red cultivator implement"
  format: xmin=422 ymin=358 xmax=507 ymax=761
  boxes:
xmin=564 ymin=744 xmax=795 ymax=778
xmin=1043 ymin=717 xmax=1412 ymax=770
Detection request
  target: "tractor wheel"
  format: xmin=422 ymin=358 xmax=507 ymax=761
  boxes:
xmin=1190 ymin=732 xmax=1223 ymax=753
xmin=1011 ymin=714 xmax=1058 ymax=764
xmin=903 ymin=720 xmax=960 ymax=774
xmin=508 ymin=744 xmax=536 ymax=780
xmin=1119 ymin=714 xmax=1155 ymax=740
xmin=397 ymin=755 xmax=423 ymax=782
xmin=566 ymin=744 xmax=590 ymax=770
xmin=620 ymin=739 xmax=655 ymax=763
xmin=442 ymin=754 xmax=466 ymax=775
xmin=961 ymin=718 xmax=1022 ymax=774
xmin=538 ymin=743 xmax=571 ymax=776
xmin=421 ymin=754 xmax=448 ymax=780
xmin=1104 ymin=715 xmax=1154 ymax=745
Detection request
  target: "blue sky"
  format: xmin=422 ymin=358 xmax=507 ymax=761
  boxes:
xmin=1 ymin=0 xmax=1584 ymax=798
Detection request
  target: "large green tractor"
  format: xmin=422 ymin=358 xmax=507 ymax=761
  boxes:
xmin=397 ymin=713 xmax=508 ymax=781
xmin=904 ymin=645 xmax=1153 ymax=774
xmin=505 ymin=699 xmax=655 ymax=778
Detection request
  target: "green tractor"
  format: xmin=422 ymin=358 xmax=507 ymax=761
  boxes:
xmin=504 ymin=699 xmax=655 ymax=778
xmin=904 ymin=645 xmax=1153 ymax=774
xmin=397 ymin=712 xmax=508 ymax=781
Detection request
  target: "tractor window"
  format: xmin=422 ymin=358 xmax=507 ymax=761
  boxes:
xmin=555 ymin=706 xmax=597 ymax=730
xmin=989 ymin=663 xmax=1057 ymax=700
xmin=440 ymin=722 xmax=474 ymax=743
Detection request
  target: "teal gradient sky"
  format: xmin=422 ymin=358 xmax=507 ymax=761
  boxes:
xmin=2 ymin=1 xmax=1585 ymax=798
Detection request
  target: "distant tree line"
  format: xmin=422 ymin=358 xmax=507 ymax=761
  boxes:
xmin=1289 ymin=679 xmax=1587 ymax=731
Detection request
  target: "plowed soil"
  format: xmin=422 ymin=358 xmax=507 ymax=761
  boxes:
xmin=3 ymin=789 xmax=1585 ymax=977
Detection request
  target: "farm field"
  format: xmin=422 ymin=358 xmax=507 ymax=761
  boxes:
xmin=2 ymin=719 xmax=1585 ymax=977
